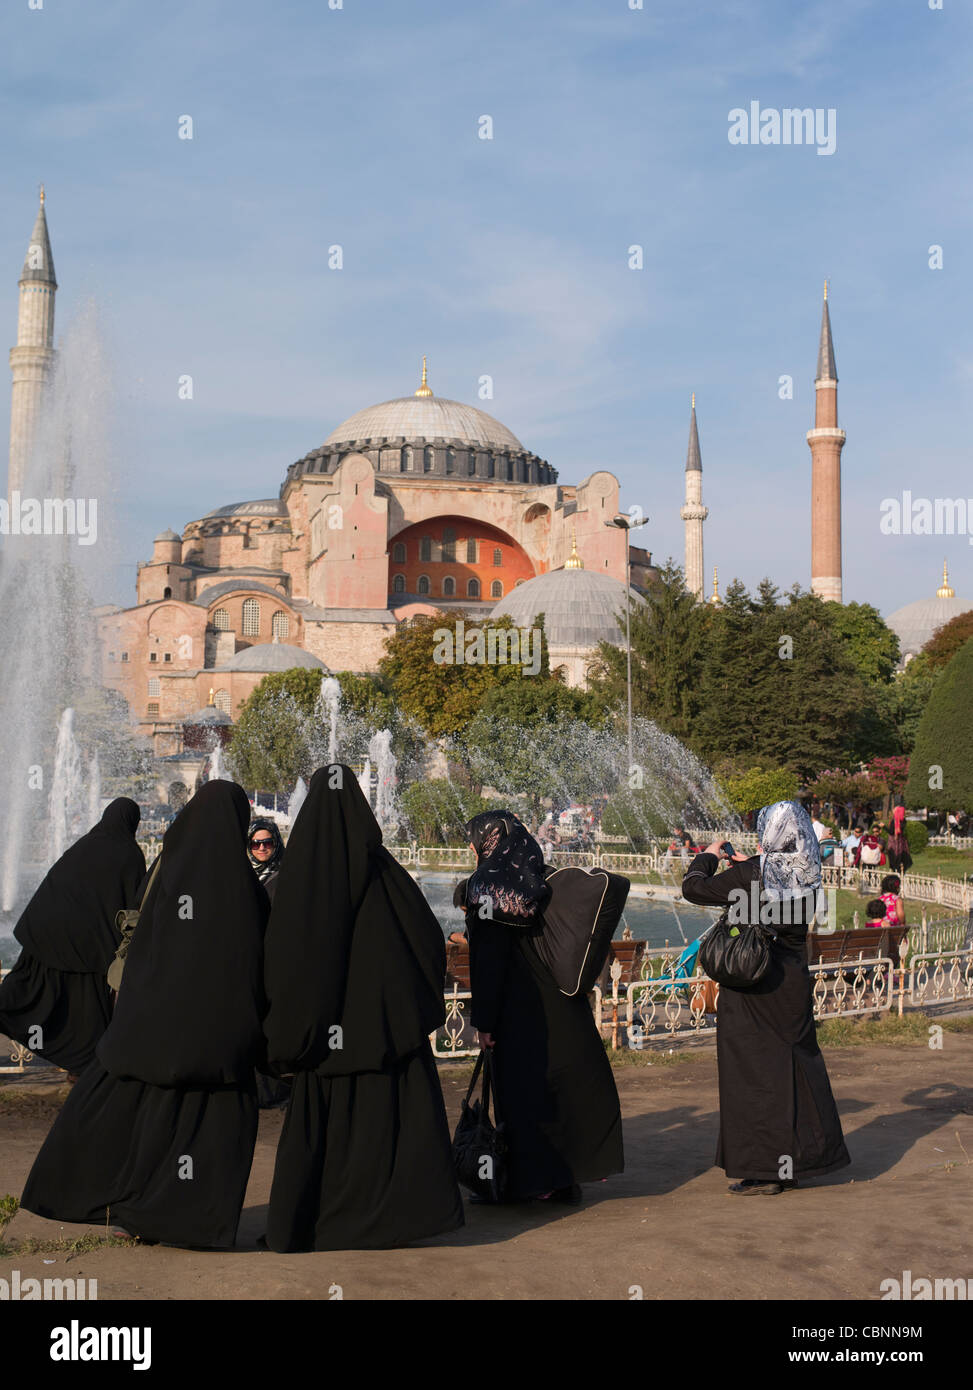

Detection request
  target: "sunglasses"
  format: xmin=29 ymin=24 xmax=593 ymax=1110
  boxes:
xmin=250 ymin=837 xmax=274 ymax=850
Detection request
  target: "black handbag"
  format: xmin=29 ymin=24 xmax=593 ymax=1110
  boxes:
xmin=698 ymin=898 xmax=775 ymax=989
xmin=451 ymin=1049 xmax=508 ymax=1202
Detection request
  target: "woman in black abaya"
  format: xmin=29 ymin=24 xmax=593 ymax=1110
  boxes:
xmin=0 ymin=798 xmax=145 ymax=1075
xmin=459 ymin=811 xmax=623 ymax=1203
xmin=263 ymin=764 xmax=463 ymax=1252
xmin=681 ymin=800 xmax=851 ymax=1194
xmin=21 ymin=780 xmax=269 ymax=1248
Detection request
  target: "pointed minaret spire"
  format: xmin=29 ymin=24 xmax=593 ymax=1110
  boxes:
xmin=680 ymin=393 xmax=708 ymax=599
xmin=807 ymin=283 xmax=846 ymax=603
xmin=815 ymin=280 xmax=837 ymax=383
xmin=9 ymin=187 xmax=58 ymax=498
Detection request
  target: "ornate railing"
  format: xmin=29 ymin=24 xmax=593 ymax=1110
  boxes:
xmin=908 ymin=949 xmax=973 ymax=1008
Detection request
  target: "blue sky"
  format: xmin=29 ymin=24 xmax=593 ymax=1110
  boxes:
xmin=1 ymin=0 xmax=970 ymax=617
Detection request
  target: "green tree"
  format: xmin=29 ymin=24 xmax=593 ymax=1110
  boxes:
xmin=826 ymin=601 xmax=900 ymax=685
xmin=722 ymin=766 xmax=799 ymax=814
xmin=921 ymin=609 xmax=973 ymax=671
xmin=398 ymin=779 xmax=491 ymax=845
xmin=226 ymin=668 xmax=324 ymax=792
xmin=903 ymin=636 xmax=973 ymax=813
xmin=588 ymin=559 xmax=709 ymax=742
xmin=379 ymin=612 xmax=548 ymax=738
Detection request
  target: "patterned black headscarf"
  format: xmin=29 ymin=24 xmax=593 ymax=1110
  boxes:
xmin=247 ymin=817 xmax=284 ymax=882
xmin=464 ymin=810 xmax=550 ymax=923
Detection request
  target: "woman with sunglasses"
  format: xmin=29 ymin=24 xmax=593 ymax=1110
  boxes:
xmin=247 ymin=818 xmax=285 ymax=901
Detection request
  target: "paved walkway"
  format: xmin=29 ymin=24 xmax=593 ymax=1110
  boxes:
xmin=1 ymin=1040 xmax=970 ymax=1300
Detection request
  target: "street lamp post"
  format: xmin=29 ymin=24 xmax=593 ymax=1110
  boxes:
xmin=604 ymin=512 xmax=646 ymax=774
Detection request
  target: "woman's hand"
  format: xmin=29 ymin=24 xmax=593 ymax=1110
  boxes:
xmin=703 ymin=839 xmax=725 ymax=857
xmin=477 ymin=1031 xmax=495 ymax=1050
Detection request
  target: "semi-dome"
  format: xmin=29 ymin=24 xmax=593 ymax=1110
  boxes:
xmin=155 ymin=527 xmax=180 ymax=542
xmin=218 ymin=642 xmax=328 ymax=673
xmin=202 ymin=499 xmax=288 ymax=519
xmin=887 ymin=563 xmax=973 ymax=662
xmin=491 ymin=563 xmax=645 ymax=649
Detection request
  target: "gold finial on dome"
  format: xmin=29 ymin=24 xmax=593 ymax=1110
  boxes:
xmin=708 ymin=566 xmax=722 ymax=605
xmin=414 ymin=355 xmax=433 ymax=398
xmin=937 ymin=558 xmax=954 ymax=599
xmin=565 ymin=526 xmax=584 ymax=569
xmin=207 ymin=687 xmax=215 ymax=705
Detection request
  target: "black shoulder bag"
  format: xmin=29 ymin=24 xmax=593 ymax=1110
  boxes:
xmin=698 ymin=866 xmax=775 ymax=989
xmin=451 ymin=1049 xmax=508 ymax=1203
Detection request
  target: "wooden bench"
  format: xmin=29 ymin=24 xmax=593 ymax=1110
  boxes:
xmin=806 ymin=925 xmax=908 ymax=965
xmin=445 ymin=940 xmax=471 ymax=991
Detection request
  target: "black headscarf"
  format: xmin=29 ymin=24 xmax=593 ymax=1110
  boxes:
xmin=464 ymin=810 xmax=550 ymax=924
xmin=263 ymin=764 xmax=446 ymax=1075
xmin=97 ymin=780 xmax=269 ymax=1087
xmin=247 ymin=817 xmax=284 ymax=882
xmin=14 ymin=797 xmax=146 ymax=973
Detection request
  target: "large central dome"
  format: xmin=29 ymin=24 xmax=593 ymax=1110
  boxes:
xmin=285 ymin=361 xmax=556 ymax=488
xmin=324 ymin=395 xmax=523 ymax=452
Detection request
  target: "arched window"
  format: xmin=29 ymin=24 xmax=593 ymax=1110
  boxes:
xmin=491 ymin=580 xmax=503 ymax=599
xmin=419 ymin=537 xmax=432 ymax=562
xmin=147 ymin=702 xmax=159 ymax=717
xmin=446 ymin=448 xmax=456 ymax=475
xmin=148 ymin=677 xmax=161 ymax=697
xmin=493 ymin=548 xmax=502 ymax=567
xmin=163 ymin=586 xmax=172 ymax=599
xmin=417 ymin=575 xmax=431 ymax=596
xmin=423 ymin=447 xmax=434 ymax=473
xmin=443 ymin=576 xmax=455 ymax=597
xmin=442 ymin=528 xmax=456 ymax=563
xmin=212 ymin=608 xmax=230 ymax=631
xmin=272 ymin=610 xmax=289 ymax=639
xmin=467 ymin=578 xmax=480 ymax=598
xmin=466 ymin=538 xmax=477 ymax=563
xmin=242 ymin=598 xmax=260 ymax=636
xmin=214 ymin=689 xmax=231 ymax=713
xmin=404 ymin=447 xmax=414 ymax=472
xmin=393 ymin=574 xmax=406 ymax=594
xmin=392 ymin=541 xmax=406 ymax=563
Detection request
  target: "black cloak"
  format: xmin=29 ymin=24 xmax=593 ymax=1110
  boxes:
xmin=263 ymin=764 xmax=463 ymax=1251
xmin=21 ymin=780 xmax=270 ymax=1248
xmin=681 ymin=851 xmax=851 ymax=1181
xmin=460 ymin=824 xmax=624 ymax=1201
xmin=0 ymin=798 xmax=145 ymax=1074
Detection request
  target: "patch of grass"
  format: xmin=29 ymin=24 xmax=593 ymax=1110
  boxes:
xmin=605 ymin=1040 xmax=703 ymax=1067
xmin=6 ymin=1231 xmax=139 ymax=1260
xmin=816 ymin=1011 xmax=973 ymax=1047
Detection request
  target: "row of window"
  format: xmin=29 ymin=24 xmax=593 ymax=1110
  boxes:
xmin=391 ymin=536 xmax=504 ymax=566
xmin=213 ymin=603 xmax=290 ymax=638
xmin=392 ymin=575 xmax=503 ymax=599
xmin=146 ymin=690 xmax=232 ymax=717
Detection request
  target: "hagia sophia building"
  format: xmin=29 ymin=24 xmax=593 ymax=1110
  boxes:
xmin=8 ymin=192 xmax=972 ymax=757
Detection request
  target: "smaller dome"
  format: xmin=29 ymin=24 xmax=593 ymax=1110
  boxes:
xmin=155 ymin=527 xmax=180 ymax=542
xmin=184 ymin=705 xmax=232 ymax=726
xmin=887 ymin=594 xmax=973 ymax=662
xmin=202 ymin=500 xmax=288 ymax=519
xmin=218 ymin=642 xmax=328 ymax=673
xmin=491 ymin=566 xmax=644 ymax=648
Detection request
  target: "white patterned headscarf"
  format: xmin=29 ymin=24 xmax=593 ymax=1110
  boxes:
xmin=756 ymin=800 xmax=822 ymax=902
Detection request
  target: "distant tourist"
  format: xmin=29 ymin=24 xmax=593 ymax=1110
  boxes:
xmin=885 ymin=816 xmax=912 ymax=875
xmin=865 ymin=899 xmax=889 ymax=927
xmin=458 ymin=810 xmax=623 ymax=1205
xmin=854 ymin=827 xmax=885 ymax=869
xmin=879 ymin=875 xmax=906 ymax=925
xmin=681 ymin=800 xmax=850 ymax=1196
xmin=810 ymin=815 xmax=828 ymax=843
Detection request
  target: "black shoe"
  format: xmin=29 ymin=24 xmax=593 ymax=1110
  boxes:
xmin=727 ymin=1179 xmax=783 ymax=1195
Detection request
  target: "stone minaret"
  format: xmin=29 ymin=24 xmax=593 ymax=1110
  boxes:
xmin=8 ymin=186 xmax=57 ymax=498
xmin=680 ymin=392 xmax=707 ymax=599
xmin=807 ymin=281 xmax=846 ymax=603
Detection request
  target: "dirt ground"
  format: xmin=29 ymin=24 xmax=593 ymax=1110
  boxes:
xmin=1 ymin=1039 xmax=971 ymax=1301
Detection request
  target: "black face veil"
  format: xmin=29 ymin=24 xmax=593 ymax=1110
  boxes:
xmin=263 ymin=764 xmax=447 ymax=1074
xmin=97 ymin=780 xmax=269 ymax=1087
